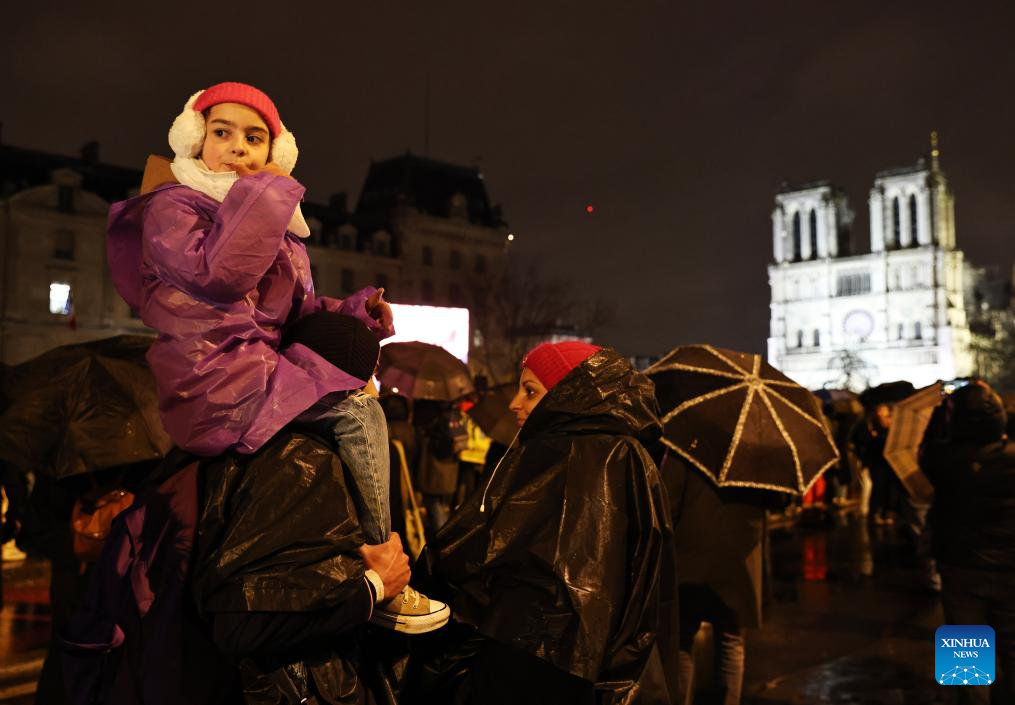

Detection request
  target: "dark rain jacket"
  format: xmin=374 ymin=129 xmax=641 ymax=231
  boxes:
xmin=661 ymin=453 xmax=765 ymax=630
xmin=413 ymin=348 xmax=678 ymax=704
xmin=191 ymin=431 xmax=389 ymax=704
xmin=924 ymin=438 xmax=1015 ymax=573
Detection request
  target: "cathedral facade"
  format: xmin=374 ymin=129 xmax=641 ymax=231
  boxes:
xmin=767 ymin=142 xmax=974 ymax=390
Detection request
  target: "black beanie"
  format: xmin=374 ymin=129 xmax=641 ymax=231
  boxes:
xmin=950 ymin=381 xmax=1007 ymax=444
xmin=282 ymin=312 xmax=379 ymax=382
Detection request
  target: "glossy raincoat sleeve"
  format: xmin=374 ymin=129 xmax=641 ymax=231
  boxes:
xmin=142 ymin=172 xmax=305 ymax=303
xmin=311 ymin=287 xmax=393 ymax=339
xmin=192 ymin=433 xmax=368 ymax=614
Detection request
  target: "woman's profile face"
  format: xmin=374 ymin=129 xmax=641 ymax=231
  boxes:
xmin=509 ymin=368 xmax=547 ymax=427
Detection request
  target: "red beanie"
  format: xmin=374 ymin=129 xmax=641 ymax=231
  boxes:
xmin=193 ymin=82 xmax=282 ymax=138
xmin=522 ymin=341 xmax=602 ymax=391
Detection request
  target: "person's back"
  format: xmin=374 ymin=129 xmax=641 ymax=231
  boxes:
xmin=924 ymin=389 xmax=1015 ymax=573
xmin=922 ymin=381 xmax=1015 ymax=705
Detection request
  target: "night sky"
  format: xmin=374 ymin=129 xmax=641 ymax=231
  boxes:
xmin=4 ymin=1 xmax=1014 ymax=356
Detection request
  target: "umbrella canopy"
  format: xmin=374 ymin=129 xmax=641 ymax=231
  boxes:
xmin=883 ymin=383 xmax=940 ymax=503
xmin=377 ymin=341 xmax=474 ymax=402
xmin=859 ymin=381 xmax=916 ymax=410
xmin=467 ymin=383 xmax=517 ymax=446
xmin=0 ymin=335 xmax=172 ymax=479
xmin=646 ymin=344 xmax=839 ymax=495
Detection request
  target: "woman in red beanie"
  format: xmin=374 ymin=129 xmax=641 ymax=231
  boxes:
xmin=408 ymin=342 xmax=679 ymax=704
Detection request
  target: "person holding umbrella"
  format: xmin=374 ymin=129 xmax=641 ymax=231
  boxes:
xmin=376 ymin=342 xmax=475 ymax=534
xmin=406 ymin=341 xmax=677 ymax=704
xmin=646 ymin=344 xmax=839 ymax=705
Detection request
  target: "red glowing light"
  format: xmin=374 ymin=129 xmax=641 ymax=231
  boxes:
xmin=585 ymin=205 xmax=595 ymax=214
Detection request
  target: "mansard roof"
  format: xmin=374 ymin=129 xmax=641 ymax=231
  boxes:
xmin=354 ymin=152 xmax=504 ymax=227
xmin=0 ymin=143 xmax=142 ymax=202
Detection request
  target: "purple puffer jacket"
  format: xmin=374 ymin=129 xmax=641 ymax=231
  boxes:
xmin=107 ymin=172 xmax=383 ymax=456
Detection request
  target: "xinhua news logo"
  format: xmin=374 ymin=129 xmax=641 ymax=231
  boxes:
xmin=936 ymin=625 xmax=995 ymax=686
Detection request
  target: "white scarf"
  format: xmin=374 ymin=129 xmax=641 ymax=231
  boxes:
xmin=170 ymin=157 xmax=310 ymax=238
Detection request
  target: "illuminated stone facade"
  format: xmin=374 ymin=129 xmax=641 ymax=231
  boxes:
xmin=767 ymin=149 xmax=974 ymax=390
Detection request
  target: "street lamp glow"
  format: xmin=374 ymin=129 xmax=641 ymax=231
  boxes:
xmin=507 ymin=233 xmax=515 ymax=241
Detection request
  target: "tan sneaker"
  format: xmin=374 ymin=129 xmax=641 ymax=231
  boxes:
xmin=370 ymin=586 xmax=450 ymax=634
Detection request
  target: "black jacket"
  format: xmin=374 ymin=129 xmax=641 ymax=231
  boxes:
xmin=192 ymin=431 xmax=390 ymax=705
xmin=662 ymin=453 xmax=766 ymax=629
xmin=413 ymin=348 xmax=677 ymax=704
xmin=924 ymin=438 xmax=1015 ymax=572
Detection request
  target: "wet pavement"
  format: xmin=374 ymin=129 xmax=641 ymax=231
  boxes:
xmin=743 ymin=510 xmax=950 ymax=705
xmin=0 ymin=554 xmax=49 ymax=704
xmin=0 ymin=510 xmax=970 ymax=704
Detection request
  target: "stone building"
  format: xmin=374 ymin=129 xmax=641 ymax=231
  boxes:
xmin=0 ymin=143 xmax=510 ymax=367
xmin=0 ymin=144 xmax=147 ymax=364
xmin=304 ymin=152 xmax=509 ymax=309
xmin=767 ymin=139 xmax=979 ymax=390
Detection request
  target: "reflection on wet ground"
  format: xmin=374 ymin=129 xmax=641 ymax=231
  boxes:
xmin=744 ymin=511 xmax=949 ymax=704
xmin=0 ymin=555 xmax=50 ymax=703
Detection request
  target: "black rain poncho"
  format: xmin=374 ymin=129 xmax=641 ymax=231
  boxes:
xmin=191 ymin=431 xmax=394 ymax=704
xmin=413 ymin=348 xmax=678 ymax=704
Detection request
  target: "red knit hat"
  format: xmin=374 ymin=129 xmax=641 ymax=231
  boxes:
xmin=193 ymin=82 xmax=282 ymax=138
xmin=522 ymin=341 xmax=602 ymax=391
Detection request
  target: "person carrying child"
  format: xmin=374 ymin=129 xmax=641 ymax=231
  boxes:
xmin=104 ymin=82 xmax=445 ymax=633
xmin=283 ymin=311 xmax=450 ymax=633
xmin=106 ymin=81 xmax=393 ymax=457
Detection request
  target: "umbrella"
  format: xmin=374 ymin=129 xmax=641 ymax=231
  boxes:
xmin=646 ymin=344 xmax=839 ymax=495
xmin=883 ymin=383 xmax=941 ymax=503
xmin=377 ymin=342 xmax=474 ymax=402
xmin=466 ymin=383 xmax=517 ymax=446
xmin=0 ymin=335 xmax=172 ymax=478
xmin=859 ymin=381 xmax=916 ymax=410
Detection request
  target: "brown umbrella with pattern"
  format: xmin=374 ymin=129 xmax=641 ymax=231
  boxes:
xmin=883 ymin=383 xmax=941 ymax=504
xmin=377 ymin=341 xmax=475 ymax=402
xmin=646 ymin=344 xmax=839 ymax=495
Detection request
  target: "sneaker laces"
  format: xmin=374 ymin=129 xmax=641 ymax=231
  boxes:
xmin=402 ymin=587 xmax=422 ymax=609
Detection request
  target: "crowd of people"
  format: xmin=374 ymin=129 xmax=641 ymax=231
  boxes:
xmin=1 ymin=81 xmax=1013 ymax=705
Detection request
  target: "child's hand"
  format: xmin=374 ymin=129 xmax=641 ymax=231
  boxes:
xmin=366 ymin=288 xmax=395 ymax=335
xmin=229 ymin=162 xmax=293 ymax=180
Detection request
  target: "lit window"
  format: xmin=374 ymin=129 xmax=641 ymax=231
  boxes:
xmin=49 ymin=282 xmax=72 ymax=315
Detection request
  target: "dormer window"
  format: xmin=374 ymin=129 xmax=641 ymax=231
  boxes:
xmin=449 ymin=192 xmax=468 ymax=219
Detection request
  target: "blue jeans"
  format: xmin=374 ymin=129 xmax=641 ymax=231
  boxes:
xmin=304 ymin=391 xmax=390 ymax=544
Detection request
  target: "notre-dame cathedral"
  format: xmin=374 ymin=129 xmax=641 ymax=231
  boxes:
xmin=767 ymin=135 xmax=981 ymax=390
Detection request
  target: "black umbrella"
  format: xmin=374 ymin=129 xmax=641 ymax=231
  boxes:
xmin=646 ymin=344 xmax=839 ymax=495
xmin=859 ymin=381 xmax=916 ymax=410
xmin=0 ymin=336 xmax=172 ymax=478
xmin=377 ymin=342 xmax=474 ymax=402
